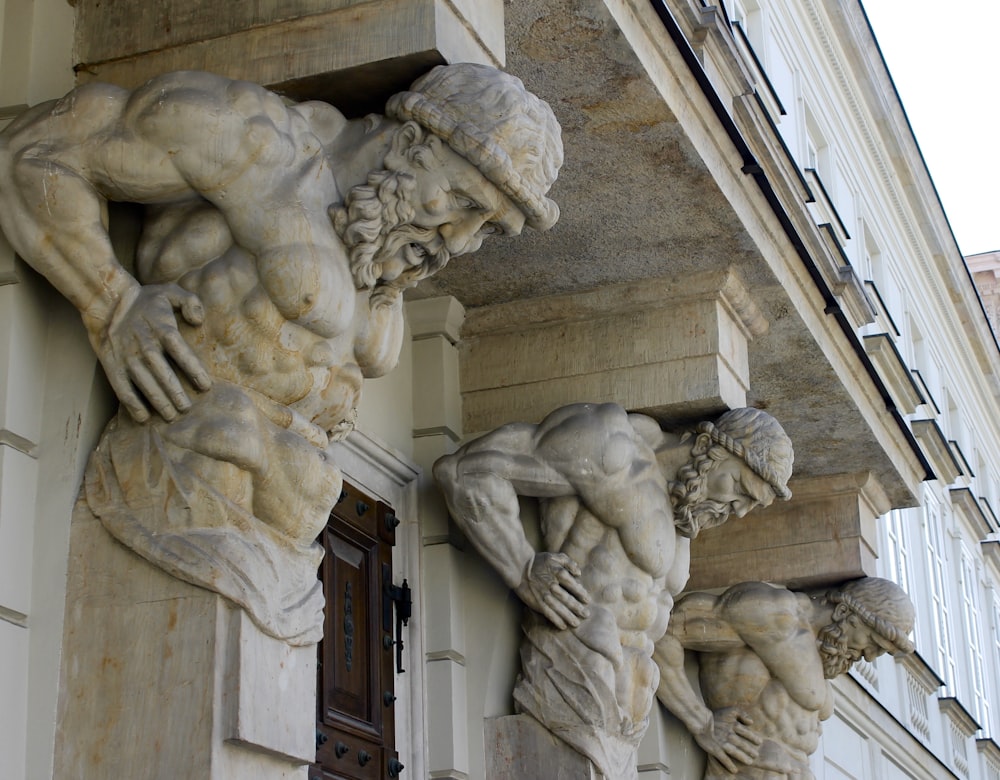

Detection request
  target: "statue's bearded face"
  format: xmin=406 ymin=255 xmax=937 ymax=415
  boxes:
xmin=817 ymin=620 xmax=861 ymax=678
xmin=330 ymin=126 xmax=525 ymax=290
xmin=670 ymin=452 xmax=774 ymax=539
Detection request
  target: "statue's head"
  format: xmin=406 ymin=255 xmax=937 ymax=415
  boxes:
xmin=669 ymin=407 xmax=793 ymax=538
xmin=817 ymin=577 xmax=915 ymax=678
xmin=332 ymin=63 xmax=563 ymax=290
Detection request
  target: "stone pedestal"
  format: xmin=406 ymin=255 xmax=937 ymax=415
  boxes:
xmin=486 ymin=714 xmax=604 ymax=780
xmin=54 ymin=498 xmax=315 ymax=779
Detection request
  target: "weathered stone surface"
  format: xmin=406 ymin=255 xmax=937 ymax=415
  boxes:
xmin=435 ymin=403 xmax=792 ymax=779
xmin=459 ymin=272 xmax=765 ymax=434
xmin=690 ymin=473 xmax=889 ymax=590
xmin=655 ymin=578 xmax=915 ymax=779
xmin=486 ymin=714 xmax=604 ymax=780
xmin=55 ymin=498 xmax=314 ymax=779
xmin=0 ymin=64 xmax=562 ymax=645
xmin=75 ymin=0 xmax=504 ymax=115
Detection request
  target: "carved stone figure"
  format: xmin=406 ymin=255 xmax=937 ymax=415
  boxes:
xmin=433 ymin=402 xmax=794 ymax=779
xmin=0 ymin=64 xmax=562 ymax=645
xmin=654 ymin=577 xmax=915 ymax=779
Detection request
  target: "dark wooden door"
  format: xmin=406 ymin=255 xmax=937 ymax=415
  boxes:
xmin=311 ymin=482 xmax=401 ymax=780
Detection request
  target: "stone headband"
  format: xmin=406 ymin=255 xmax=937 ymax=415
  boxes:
xmin=698 ymin=421 xmax=793 ymax=500
xmin=828 ymin=589 xmax=915 ymax=656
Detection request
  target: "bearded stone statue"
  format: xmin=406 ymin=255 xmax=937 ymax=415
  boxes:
xmin=0 ymin=64 xmax=562 ymax=644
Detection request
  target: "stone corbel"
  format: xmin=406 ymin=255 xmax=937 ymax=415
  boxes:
xmin=460 ymin=268 xmax=767 ymax=434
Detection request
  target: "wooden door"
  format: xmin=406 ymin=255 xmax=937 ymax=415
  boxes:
xmin=311 ymin=482 xmax=402 ymax=780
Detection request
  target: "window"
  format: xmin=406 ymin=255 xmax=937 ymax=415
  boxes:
xmin=883 ymin=509 xmax=911 ymax=594
xmin=924 ymin=499 xmax=957 ymax=693
xmin=959 ymin=547 xmax=989 ymax=734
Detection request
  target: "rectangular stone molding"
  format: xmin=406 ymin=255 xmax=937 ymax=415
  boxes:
xmin=74 ymin=0 xmax=504 ymax=111
xmin=460 ymin=271 xmax=766 ymax=434
xmin=689 ymin=472 xmax=890 ymax=590
xmin=55 ymin=498 xmax=315 ymax=780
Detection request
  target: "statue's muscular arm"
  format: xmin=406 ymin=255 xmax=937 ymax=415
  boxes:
xmin=0 ymin=73 xmax=352 ymax=421
xmin=433 ymin=421 xmax=592 ymax=630
xmin=654 ymin=592 xmax=762 ymax=773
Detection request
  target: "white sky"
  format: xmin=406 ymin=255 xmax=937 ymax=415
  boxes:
xmin=861 ymin=0 xmax=1000 ymax=256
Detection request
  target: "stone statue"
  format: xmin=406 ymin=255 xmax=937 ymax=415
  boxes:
xmin=433 ymin=402 xmax=794 ymax=779
xmin=0 ymin=64 xmax=562 ymax=645
xmin=654 ymin=577 xmax=915 ymax=779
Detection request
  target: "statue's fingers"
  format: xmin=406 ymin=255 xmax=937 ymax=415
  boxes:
xmin=711 ymin=749 xmax=739 ymax=774
xmin=724 ymin=745 xmax=757 ymax=766
xmin=556 ymin=567 xmax=591 ymax=604
xmin=553 ymin=585 xmax=590 ymax=619
xmin=167 ymin=287 xmax=205 ymax=326
xmin=107 ymin=365 xmax=150 ymax=423
xmin=128 ymin=359 xmax=179 ymax=422
xmin=553 ymin=553 xmax=581 ymax=578
xmin=143 ymin=349 xmax=192 ymax=412
xmin=728 ymin=736 xmax=761 ymax=759
xmin=543 ymin=592 xmax=581 ymax=629
xmin=733 ymin=723 xmax=763 ymax=745
xmin=162 ymin=329 xmax=211 ymax=392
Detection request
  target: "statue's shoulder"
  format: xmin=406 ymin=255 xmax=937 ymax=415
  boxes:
xmin=719 ymin=581 xmax=802 ymax=633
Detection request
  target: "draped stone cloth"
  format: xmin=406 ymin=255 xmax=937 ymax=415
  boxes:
xmin=85 ymin=386 xmax=329 ymax=646
xmin=513 ymin=612 xmax=647 ymax=780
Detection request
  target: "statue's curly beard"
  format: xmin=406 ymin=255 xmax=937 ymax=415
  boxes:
xmin=817 ymin=622 xmax=859 ymax=678
xmin=330 ymin=169 xmax=451 ymax=290
xmin=672 ymin=498 xmax=731 ymax=539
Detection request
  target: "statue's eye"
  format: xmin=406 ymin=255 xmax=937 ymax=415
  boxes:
xmin=480 ymin=222 xmax=503 ymax=237
xmin=453 ymin=193 xmax=482 ymax=210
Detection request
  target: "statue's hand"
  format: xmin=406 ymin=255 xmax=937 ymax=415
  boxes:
xmin=693 ymin=711 xmax=762 ymax=774
xmin=515 ymin=552 xmax=591 ymax=630
xmin=88 ymin=282 xmax=211 ymax=423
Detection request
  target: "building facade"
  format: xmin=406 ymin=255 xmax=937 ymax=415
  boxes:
xmin=2 ymin=0 xmax=1000 ymax=778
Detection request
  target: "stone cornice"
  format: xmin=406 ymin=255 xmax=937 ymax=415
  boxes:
xmin=912 ymin=419 xmax=962 ymax=484
xmin=977 ymin=737 xmax=1000 ymax=767
xmin=461 ymin=268 xmax=767 ymax=339
xmin=896 ymin=650 xmax=945 ymax=695
xmin=951 ymin=488 xmax=993 ymax=538
xmin=938 ymin=696 xmax=981 ymax=737
xmin=863 ymin=333 xmax=924 ymax=415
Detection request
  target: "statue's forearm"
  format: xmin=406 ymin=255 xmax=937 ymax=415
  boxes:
xmin=653 ymin=634 xmax=713 ymax=734
xmin=0 ymin=155 xmax=139 ymax=330
xmin=433 ymin=454 xmax=536 ymax=588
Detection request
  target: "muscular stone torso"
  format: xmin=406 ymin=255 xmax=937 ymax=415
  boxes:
xmin=138 ymin=203 xmax=364 ymax=432
xmin=700 ymin=649 xmax=823 ymax=770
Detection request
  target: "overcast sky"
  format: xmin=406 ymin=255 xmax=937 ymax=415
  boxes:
xmin=861 ymin=0 xmax=1000 ymax=256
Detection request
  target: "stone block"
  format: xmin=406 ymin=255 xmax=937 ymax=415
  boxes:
xmin=75 ymin=0 xmax=504 ymax=115
xmin=689 ymin=473 xmax=887 ymax=590
xmin=223 ymin=609 xmax=316 ymax=763
xmin=0 ymin=444 xmax=38 ymax=616
xmin=421 ymin=544 xmax=466 ymax=659
xmin=485 ymin=714 xmax=602 ymax=780
xmin=55 ymin=499 xmax=315 ymax=779
xmin=459 ymin=273 xmax=764 ymax=433
xmin=412 ymin=335 xmax=463 ymax=440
